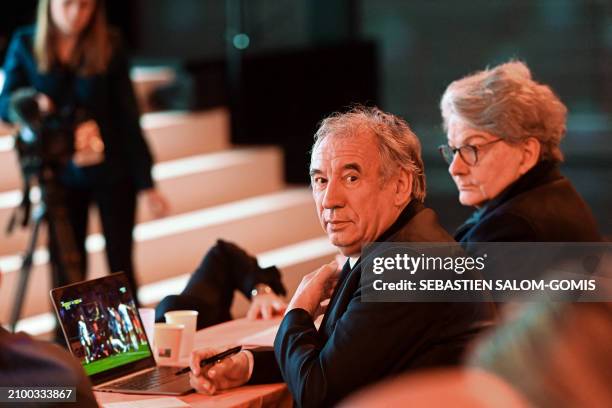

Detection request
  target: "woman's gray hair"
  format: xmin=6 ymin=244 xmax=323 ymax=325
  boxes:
xmin=440 ymin=60 xmax=567 ymax=162
xmin=311 ymin=106 xmax=426 ymax=202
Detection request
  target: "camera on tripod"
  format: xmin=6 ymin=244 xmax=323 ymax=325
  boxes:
xmin=6 ymin=87 xmax=84 ymax=332
xmin=10 ymin=87 xmax=76 ymax=182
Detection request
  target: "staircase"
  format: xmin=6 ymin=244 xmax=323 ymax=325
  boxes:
xmin=0 ymin=70 xmax=337 ymax=337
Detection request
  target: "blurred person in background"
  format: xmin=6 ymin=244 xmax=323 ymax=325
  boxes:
xmin=0 ymin=0 xmax=169 ymax=306
xmin=439 ymin=60 xmax=600 ymax=246
xmin=468 ymin=300 xmax=612 ymax=407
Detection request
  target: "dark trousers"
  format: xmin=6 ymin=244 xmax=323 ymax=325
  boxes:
xmin=48 ymin=179 xmax=138 ymax=298
xmin=155 ymin=240 xmax=285 ymax=330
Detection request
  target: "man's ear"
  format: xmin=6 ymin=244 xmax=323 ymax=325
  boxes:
xmin=393 ymin=167 xmax=413 ymax=207
xmin=518 ymin=137 xmax=541 ymax=175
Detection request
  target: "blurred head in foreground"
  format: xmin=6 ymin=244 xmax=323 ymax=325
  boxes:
xmin=469 ymin=301 xmax=612 ymax=407
xmin=338 ymin=368 xmax=529 ymax=408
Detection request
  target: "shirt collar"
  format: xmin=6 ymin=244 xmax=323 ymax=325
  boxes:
xmin=344 ymin=200 xmax=425 ymax=269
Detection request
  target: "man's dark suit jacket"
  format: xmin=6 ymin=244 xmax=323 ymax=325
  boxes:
xmin=248 ymin=201 xmax=495 ymax=407
xmin=455 ymin=161 xmax=601 ymax=245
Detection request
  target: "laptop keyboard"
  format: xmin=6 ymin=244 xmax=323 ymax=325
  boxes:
xmin=106 ymin=367 xmax=184 ymax=390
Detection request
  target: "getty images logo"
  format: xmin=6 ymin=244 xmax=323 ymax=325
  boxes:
xmin=372 ymin=253 xmax=488 ymax=275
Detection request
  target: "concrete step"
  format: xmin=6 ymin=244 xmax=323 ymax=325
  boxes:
xmin=0 ymin=188 xmax=322 ymax=322
xmin=0 ymin=108 xmax=230 ymax=192
xmin=130 ymin=66 xmax=176 ymax=113
xmin=0 ymin=146 xmax=284 ymax=256
xmin=142 ymin=109 xmax=230 ymax=162
xmin=0 ymin=135 xmax=20 ymax=194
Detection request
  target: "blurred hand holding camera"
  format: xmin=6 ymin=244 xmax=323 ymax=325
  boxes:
xmin=73 ymin=119 xmax=105 ymax=167
xmin=35 ymin=93 xmax=54 ymax=115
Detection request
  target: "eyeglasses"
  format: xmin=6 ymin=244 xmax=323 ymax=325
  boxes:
xmin=438 ymin=138 xmax=504 ymax=166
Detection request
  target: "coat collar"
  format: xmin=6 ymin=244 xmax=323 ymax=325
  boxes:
xmin=455 ymin=161 xmax=562 ymax=239
xmin=350 ymin=199 xmax=452 ymax=270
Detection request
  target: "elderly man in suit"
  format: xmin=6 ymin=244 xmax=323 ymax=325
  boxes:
xmin=188 ymin=106 xmax=494 ymax=407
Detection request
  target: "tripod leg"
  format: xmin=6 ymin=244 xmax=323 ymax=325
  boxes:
xmin=9 ymin=170 xmax=85 ymax=334
xmin=9 ymin=211 xmax=44 ymax=332
xmin=45 ymin=180 xmax=83 ymax=286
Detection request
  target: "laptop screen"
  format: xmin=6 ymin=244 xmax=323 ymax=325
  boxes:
xmin=51 ymin=273 xmax=154 ymax=380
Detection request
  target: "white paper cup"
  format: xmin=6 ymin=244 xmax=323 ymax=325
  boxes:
xmin=153 ymin=323 xmax=184 ymax=365
xmin=164 ymin=310 xmax=198 ymax=358
xmin=138 ymin=308 xmax=155 ymax=344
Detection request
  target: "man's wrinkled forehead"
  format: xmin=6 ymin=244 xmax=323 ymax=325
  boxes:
xmin=310 ymin=132 xmax=378 ymax=172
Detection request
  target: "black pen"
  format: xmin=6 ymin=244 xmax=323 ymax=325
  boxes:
xmin=175 ymin=346 xmax=242 ymax=375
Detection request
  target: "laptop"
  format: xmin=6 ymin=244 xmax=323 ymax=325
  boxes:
xmin=50 ymin=272 xmax=193 ymax=395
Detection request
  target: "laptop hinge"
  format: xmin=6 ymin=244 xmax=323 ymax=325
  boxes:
xmin=94 ymin=366 xmax=156 ymax=388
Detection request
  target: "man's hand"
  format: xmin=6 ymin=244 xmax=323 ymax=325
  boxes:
xmin=287 ymin=260 xmax=339 ymax=317
xmin=247 ymin=292 xmax=287 ymax=320
xmin=189 ymin=347 xmax=251 ymax=395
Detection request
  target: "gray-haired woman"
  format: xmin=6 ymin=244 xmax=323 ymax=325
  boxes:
xmin=439 ymin=60 xmax=600 ymax=243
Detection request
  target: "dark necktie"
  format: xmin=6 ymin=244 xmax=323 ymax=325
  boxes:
xmin=338 ymin=259 xmax=352 ymax=283
xmin=319 ymin=260 xmax=352 ymax=331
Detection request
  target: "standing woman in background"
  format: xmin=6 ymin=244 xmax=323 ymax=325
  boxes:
xmin=0 ymin=0 xmax=169 ymax=303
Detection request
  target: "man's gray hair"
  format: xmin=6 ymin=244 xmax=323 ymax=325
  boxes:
xmin=440 ymin=60 xmax=567 ymax=162
xmin=311 ymin=106 xmax=426 ymax=202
